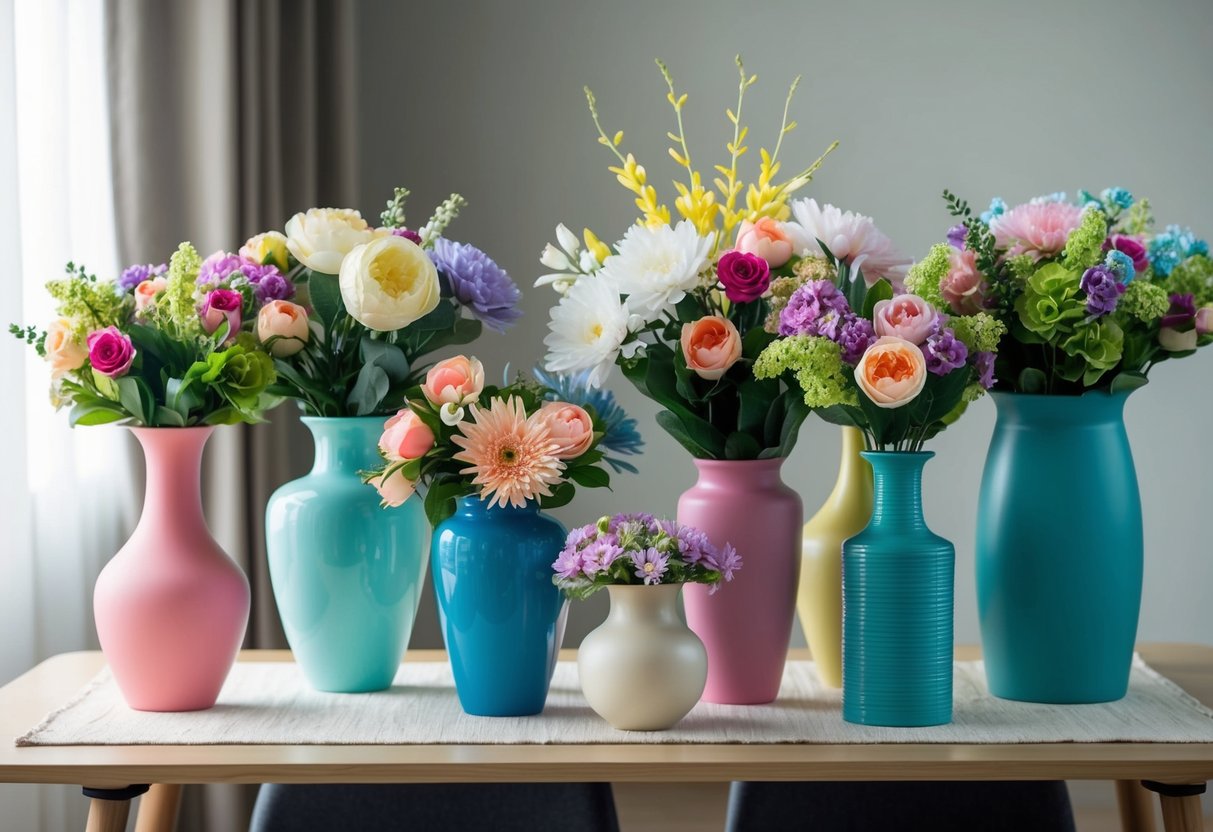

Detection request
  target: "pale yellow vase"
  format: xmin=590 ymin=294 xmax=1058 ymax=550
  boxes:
xmin=798 ymin=426 xmax=873 ymax=688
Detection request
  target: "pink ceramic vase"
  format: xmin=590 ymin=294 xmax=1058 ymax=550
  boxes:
xmin=93 ymin=427 xmax=250 ymax=711
xmin=679 ymin=458 xmax=803 ymax=704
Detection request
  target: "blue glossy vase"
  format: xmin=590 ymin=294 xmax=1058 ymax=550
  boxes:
xmin=432 ymin=497 xmax=568 ymax=717
xmin=843 ymin=451 xmax=954 ymax=727
xmin=266 ymin=417 xmax=430 ymax=692
xmin=977 ymin=390 xmax=1142 ymax=704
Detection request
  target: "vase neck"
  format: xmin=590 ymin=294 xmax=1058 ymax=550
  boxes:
xmin=862 ymin=451 xmax=931 ymax=530
xmin=304 ymin=417 xmax=386 ymax=474
xmin=607 ymin=583 xmax=683 ymax=626
xmin=130 ymin=427 xmax=212 ymax=536
xmin=991 ymin=390 xmax=1130 ymax=428
xmin=822 ymin=427 xmax=872 ymax=511
xmin=455 ymin=496 xmax=540 ymax=517
xmin=692 ymin=458 xmax=785 ymax=490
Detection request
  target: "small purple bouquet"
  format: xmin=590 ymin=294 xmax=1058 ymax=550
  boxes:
xmin=553 ymin=513 xmax=741 ymax=600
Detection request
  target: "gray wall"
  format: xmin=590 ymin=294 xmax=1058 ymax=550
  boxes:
xmin=354 ymin=0 xmax=1213 ymax=653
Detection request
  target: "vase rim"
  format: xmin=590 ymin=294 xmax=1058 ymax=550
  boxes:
xmin=692 ymin=457 xmax=785 ymax=469
xmin=989 ymin=388 xmax=1133 ymax=402
xmin=301 ymin=415 xmax=392 ymax=425
xmin=455 ymin=494 xmax=538 ymax=511
xmin=126 ymin=424 xmax=216 ymax=432
xmin=860 ymin=450 xmax=935 ymax=459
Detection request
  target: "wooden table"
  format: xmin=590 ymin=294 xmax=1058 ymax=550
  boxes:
xmin=1 ymin=645 xmax=1210 ymax=832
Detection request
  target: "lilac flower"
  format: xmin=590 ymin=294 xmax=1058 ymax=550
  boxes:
xmin=553 ymin=547 xmax=586 ymax=581
xmin=778 ymin=279 xmax=852 ymax=337
xmin=582 ymin=539 xmax=624 ymax=574
xmin=1080 ymin=265 xmax=1127 ymax=317
xmin=707 ymin=544 xmax=743 ymax=594
xmin=946 ymin=223 xmax=967 ymax=250
xmin=117 ymin=263 xmax=166 ymax=293
xmin=836 ymin=315 xmax=877 ymax=365
xmin=250 ymin=269 xmax=295 ymax=304
xmin=391 ymin=228 xmax=423 ymax=245
xmin=197 ymin=252 xmax=247 ymax=288
xmin=975 ymin=351 xmax=996 ymax=389
xmin=631 ymin=547 xmax=669 ymax=585
xmin=1161 ymin=293 xmax=1197 ymax=329
xmin=428 ymin=238 xmax=522 ymax=332
xmin=922 ymin=327 xmax=969 ymax=375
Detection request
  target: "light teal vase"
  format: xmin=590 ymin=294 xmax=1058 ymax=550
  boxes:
xmin=843 ymin=451 xmax=954 ymax=727
xmin=266 ymin=416 xmax=430 ymax=692
xmin=977 ymin=390 xmax=1142 ymax=704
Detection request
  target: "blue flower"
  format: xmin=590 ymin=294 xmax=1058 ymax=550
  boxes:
xmin=1029 ymin=191 xmax=1067 ymax=205
xmin=428 ymin=238 xmax=522 ymax=333
xmin=1149 ymin=225 xmax=1208 ymax=277
xmin=1100 ymin=187 xmax=1134 ymax=210
xmin=979 ymin=197 xmax=1006 ymax=225
xmin=532 ymin=366 xmax=643 ymax=473
xmin=1104 ymin=250 xmax=1136 ymax=284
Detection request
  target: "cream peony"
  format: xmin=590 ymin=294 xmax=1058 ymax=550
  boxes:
xmin=285 ymin=208 xmax=375 ymax=274
xmin=44 ymin=318 xmax=87 ymax=378
xmin=339 ymin=236 xmax=441 ymax=331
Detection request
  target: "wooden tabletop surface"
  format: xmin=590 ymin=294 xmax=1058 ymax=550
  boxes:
xmin=1 ymin=644 xmax=1210 ymax=789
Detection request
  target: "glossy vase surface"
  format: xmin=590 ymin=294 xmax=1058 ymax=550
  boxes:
xmin=93 ymin=427 xmax=250 ymax=711
xmin=678 ymin=458 xmax=802 ymax=704
xmin=799 ymin=427 xmax=873 ymax=688
xmin=977 ymin=391 xmax=1142 ymax=704
xmin=843 ymin=451 xmax=953 ymax=727
xmin=266 ymin=416 xmax=430 ymax=693
xmin=432 ymin=497 xmax=568 ymax=717
xmin=578 ymin=584 xmax=708 ymax=731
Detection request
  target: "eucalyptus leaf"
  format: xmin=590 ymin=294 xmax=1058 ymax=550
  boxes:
xmin=307 ymin=270 xmax=345 ymax=328
xmin=347 ymin=363 xmax=391 ymax=416
xmin=360 ymin=337 xmax=410 ymax=383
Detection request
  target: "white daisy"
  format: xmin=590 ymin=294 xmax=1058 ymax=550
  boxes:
xmin=785 ymin=198 xmax=911 ymax=288
xmin=598 ymin=221 xmax=714 ymax=321
xmin=543 ymin=276 xmax=640 ymax=388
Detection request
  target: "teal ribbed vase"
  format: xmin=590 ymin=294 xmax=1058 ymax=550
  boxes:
xmin=976 ymin=391 xmax=1142 ymax=704
xmin=843 ymin=451 xmax=954 ymax=727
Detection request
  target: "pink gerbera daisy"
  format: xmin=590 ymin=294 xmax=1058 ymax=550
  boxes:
xmin=990 ymin=202 xmax=1084 ymax=260
xmin=451 ymin=396 xmax=564 ymax=509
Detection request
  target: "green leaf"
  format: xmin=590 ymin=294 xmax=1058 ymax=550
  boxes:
xmin=762 ymin=392 xmax=789 ymax=448
xmin=672 ymin=342 xmax=702 ymax=403
xmin=360 ymin=337 xmax=410 ymax=384
xmin=203 ymin=407 xmax=245 ymax=425
xmin=423 ymin=478 xmax=467 ymax=529
xmin=69 ymin=404 xmax=126 ymax=427
xmin=1109 ymin=371 xmax=1149 ymax=394
xmin=737 ymin=377 xmax=777 ymax=435
xmin=1018 ymin=367 xmax=1048 ymax=394
xmin=307 ymin=270 xmax=345 ymax=328
xmin=567 ymin=465 xmax=611 ymax=488
xmin=622 ymin=350 xmax=724 ymax=455
xmin=861 ymin=278 xmax=894 ymax=318
xmin=846 ymin=270 xmax=868 ymax=314
xmin=769 ymin=394 xmax=810 ymax=458
xmin=741 ymin=324 xmax=775 ymax=360
xmin=539 ymin=481 xmax=576 ymax=511
xmin=347 ymin=363 xmax=391 ymax=416
xmin=410 ymin=301 xmax=457 ymax=332
xmin=153 ymin=406 xmax=186 ymax=427
xmin=724 ymin=431 xmax=762 ymax=460
xmin=655 ymin=410 xmax=714 ymax=458
xmin=815 ymin=403 xmax=866 ymax=430
xmin=116 ymin=376 xmax=154 ymax=425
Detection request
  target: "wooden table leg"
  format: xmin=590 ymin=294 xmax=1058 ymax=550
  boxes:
xmin=85 ymin=798 xmax=131 ymax=832
xmin=1142 ymin=781 xmax=1206 ymax=832
xmin=134 ymin=784 xmax=183 ymax=832
xmin=1117 ymin=779 xmax=1157 ymax=832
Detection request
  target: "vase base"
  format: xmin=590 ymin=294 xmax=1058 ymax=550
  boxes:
xmin=988 ymin=686 xmax=1127 ymax=705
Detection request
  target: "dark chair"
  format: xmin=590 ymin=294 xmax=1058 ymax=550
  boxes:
xmin=250 ymin=782 xmax=620 ymax=832
xmin=726 ymin=781 xmax=1075 ymax=832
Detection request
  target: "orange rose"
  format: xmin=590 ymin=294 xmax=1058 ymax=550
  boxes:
xmin=680 ymin=315 xmax=742 ymax=381
xmin=854 ymin=336 xmax=926 ymax=408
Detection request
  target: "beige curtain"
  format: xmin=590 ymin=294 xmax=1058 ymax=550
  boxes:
xmin=106 ymin=0 xmax=357 ymax=828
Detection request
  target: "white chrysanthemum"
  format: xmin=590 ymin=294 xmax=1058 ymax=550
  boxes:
xmin=598 ymin=221 xmax=714 ymax=321
xmin=786 ymin=198 xmax=910 ymax=288
xmin=543 ymin=276 xmax=640 ymax=388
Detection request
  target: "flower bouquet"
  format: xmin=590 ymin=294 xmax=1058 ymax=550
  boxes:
xmin=556 ymin=513 xmax=740 ymax=730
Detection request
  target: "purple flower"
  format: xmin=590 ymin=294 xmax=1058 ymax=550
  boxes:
xmin=250 ymin=270 xmax=295 ymax=304
xmin=552 ymin=547 xmax=585 ymax=581
xmin=1162 ymin=293 xmax=1197 ymax=329
xmin=428 ymin=238 xmax=522 ymax=333
xmin=631 ymin=547 xmax=669 ymax=585
xmin=946 ymin=223 xmax=967 ymax=250
xmin=921 ymin=327 xmax=969 ymax=375
xmin=836 ymin=315 xmax=877 ymax=365
xmin=197 ymin=252 xmax=248 ymax=288
xmin=391 ymin=228 xmax=423 ymax=245
xmin=778 ymin=279 xmax=851 ymax=337
xmin=975 ymin=351 xmax=996 ymax=390
xmin=707 ymin=544 xmax=743 ymax=594
xmin=117 ymin=263 xmax=166 ymax=293
xmin=582 ymin=539 xmax=624 ymax=575
xmin=716 ymin=250 xmax=771 ymax=303
xmin=1079 ymin=265 xmax=1127 ymax=317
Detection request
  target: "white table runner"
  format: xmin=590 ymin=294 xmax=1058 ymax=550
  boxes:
xmin=17 ymin=656 xmax=1213 ymax=746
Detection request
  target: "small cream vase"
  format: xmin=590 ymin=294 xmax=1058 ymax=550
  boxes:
xmin=577 ymin=584 xmax=708 ymax=731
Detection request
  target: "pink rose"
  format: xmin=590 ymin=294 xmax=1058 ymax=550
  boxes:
xmin=200 ymin=289 xmax=243 ymax=343
xmin=257 ymin=300 xmax=310 ymax=357
xmin=373 ymin=469 xmax=417 ymax=508
xmin=133 ymin=277 xmax=168 ymax=316
xmin=1103 ymin=234 xmax=1150 ymax=276
xmin=1195 ymin=305 xmax=1213 ymax=336
xmin=735 ymin=217 xmax=793 ymax=267
xmin=44 ymin=318 xmax=87 ymax=378
xmin=378 ymin=408 xmax=435 ymax=462
xmin=421 ymin=355 xmax=484 ymax=406
xmin=716 ymin=250 xmax=771 ymax=303
xmin=940 ymin=249 xmax=988 ymax=315
xmin=538 ymin=401 xmax=594 ymax=460
xmin=854 ymin=336 xmax=927 ymax=409
xmin=872 ymin=294 xmax=939 ymax=345
xmin=86 ymin=326 xmax=136 ymax=378
xmin=680 ymin=315 xmax=742 ymax=381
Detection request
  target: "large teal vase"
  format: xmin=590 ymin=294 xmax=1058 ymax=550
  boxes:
xmin=432 ymin=497 xmax=568 ymax=717
xmin=977 ymin=390 xmax=1142 ymax=704
xmin=266 ymin=416 xmax=430 ymax=693
xmin=843 ymin=451 xmax=954 ymax=727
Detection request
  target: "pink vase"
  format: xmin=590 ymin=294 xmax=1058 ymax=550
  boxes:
xmin=679 ymin=458 xmax=803 ymax=704
xmin=93 ymin=427 xmax=250 ymax=711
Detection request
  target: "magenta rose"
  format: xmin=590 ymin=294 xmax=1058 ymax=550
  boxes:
xmin=200 ymin=288 xmax=243 ymax=342
xmin=1103 ymin=234 xmax=1149 ymax=276
xmin=716 ymin=250 xmax=771 ymax=303
xmin=86 ymin=326 xmax=136 ymax=378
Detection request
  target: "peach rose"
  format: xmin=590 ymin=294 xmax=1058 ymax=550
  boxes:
xmin=539 ymin=401 xmax=595 ymax=459
xmin=373 ymin=468 xmax=417 ymax=508
xmin=421 ymin=355 xmax=485 ymax=407
xmin=680 ymin=315 xmax=742 ymax=381
xmin=133 ymin=277 xmax=168 ymax=315
xmin=44 ymin=318 xmax=87 ymax=378
xmin=378 ymin=408 xmax=435 ymax=462
xmin=257 ymin=300 xmax=310 ymax=357
xmin=735 ymin=217 xmax=794 ymax=268
xmin=872 ymin=294 xmax=939 ymax=345
xmin=855 ymin=336 xmax=927 ymax=409
xmin=941 ymin=248 xmax=988 ymax=315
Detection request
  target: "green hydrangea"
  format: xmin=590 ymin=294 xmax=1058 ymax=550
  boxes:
xmin=754 ymin=335 xmax=856 ymax=408
xmin=1059 ymin=318 xmax=1124 ymax=386
xmin=1014 ymin=263 xmax=1085 ymax=341
xmin=949 ymin=312 xmax=1007 ymax=353
xmin=159 ymin=242 xmax=204 ymax=338
xmin=1062 ymin=207 xmax=1109 ymax=271
xmin=904 ymin=243 xmax=950 ymax=310
xmin=1121 ymin=198 xmax=1153 ymax=236
xmin=961 ymin=382 xmax=987 ymax=403
xmin=1167 ymin=254 xmax=1213 ymax=305
xmin=1006 ymin=254 xmax=1037 ymax=281
xmin=45 ymin=264 xmax=129 ymax=337
xmin=1120 ymin=280 xmax=1169 ymax=322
